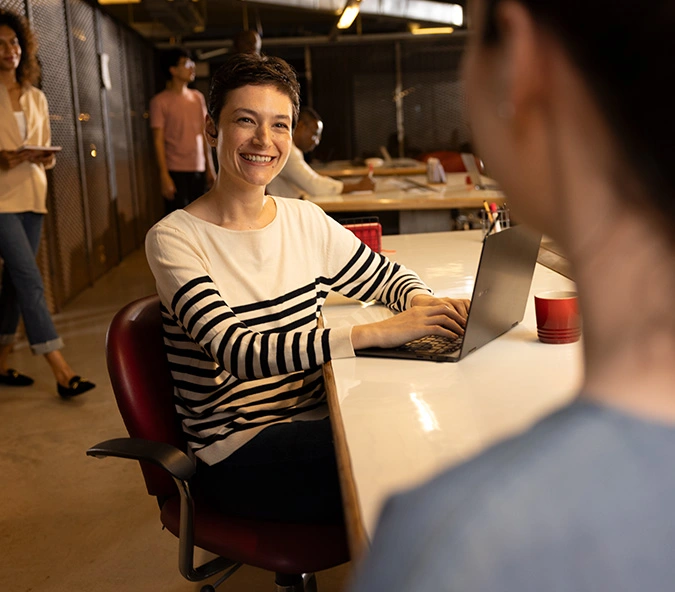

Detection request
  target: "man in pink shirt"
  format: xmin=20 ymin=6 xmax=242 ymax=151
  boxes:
xmin=150 ymin=49 xmax=215 ymax=214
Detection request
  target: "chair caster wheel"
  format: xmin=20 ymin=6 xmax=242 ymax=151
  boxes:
xmin=200 ymin=586 xmax=216 ymax=592
xmin=302 ymin=573 xmax=317 ymax=592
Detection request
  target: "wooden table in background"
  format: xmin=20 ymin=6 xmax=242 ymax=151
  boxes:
xmin=313 ymin=159 xmax=428 ymax=178
xmin=306 ymin=173 xmax=506 ymax=234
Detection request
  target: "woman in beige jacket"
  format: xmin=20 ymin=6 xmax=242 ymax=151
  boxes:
xmin=0 ymin=10 xmax=94 ymax=397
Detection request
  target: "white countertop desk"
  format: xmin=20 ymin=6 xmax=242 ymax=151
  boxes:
xmin=321 ymin=230 xmax=583 ymax=557
xmin=306 ymin=173 xmax=506 ymax=234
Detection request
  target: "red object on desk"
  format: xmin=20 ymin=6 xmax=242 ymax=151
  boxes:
xmin=342 ymin=220 xmax=382 ymax=253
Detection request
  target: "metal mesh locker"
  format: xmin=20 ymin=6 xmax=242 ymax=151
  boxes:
xmin=2 ymin=0 xmax=26 ymax=16
xmin=100 ymin=13 xmax=138 ymax=257
xmin=30 ymin=0 xmax=90 ymax=310
xmin=67 ymin=0 xmax=118 ymax=280
xmin=124 ymin=29 xmax=160 ymax=235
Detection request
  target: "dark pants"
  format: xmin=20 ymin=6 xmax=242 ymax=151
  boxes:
xmin=194 ymin=418 xmax=344 ymax=524
xmin=164 ymin=171 xmax=206 ymax=214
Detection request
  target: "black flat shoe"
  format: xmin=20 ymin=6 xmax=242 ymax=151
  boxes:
xmin=58 ymin=376 xmax=95 ymax=398
xmin=0 ymin=369 xmax=34 ymax=387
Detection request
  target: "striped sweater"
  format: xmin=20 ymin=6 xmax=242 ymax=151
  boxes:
xmin=145 ymin=197 xmax=432 ymax=465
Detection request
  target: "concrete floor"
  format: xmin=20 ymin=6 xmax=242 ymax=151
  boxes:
xmin=0 ymin=249 xmax=352 ymax=592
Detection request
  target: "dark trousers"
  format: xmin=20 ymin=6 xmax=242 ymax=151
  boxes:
xmin=164 ymin=171 xmax=206 ymax=214
xmin=194 ymin=418 xmax=344 ymax=524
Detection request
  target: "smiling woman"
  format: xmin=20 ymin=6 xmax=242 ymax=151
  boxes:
xmin=144 ymin=53 xmax=470 ymax=524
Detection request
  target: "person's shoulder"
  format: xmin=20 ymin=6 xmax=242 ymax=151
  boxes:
xmin=272 ymin=195 xmax=326 ymax=219
xmin=24 ymin=85 xmax=46 ymax=102
xmin=189 ymin=88 xmax=206 ymax=101
xmin=373 ymin=398 xmax=670 ymax=547
xmin=149 ymin=90 xmax=167 ymax=109
xmin=146 ymin=211 xmax=190 ymax=244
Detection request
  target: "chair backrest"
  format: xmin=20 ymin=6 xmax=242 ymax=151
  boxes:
xmin=106 ymin=294 xmax=185 ymax=498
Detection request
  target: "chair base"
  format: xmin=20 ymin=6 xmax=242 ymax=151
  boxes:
xmin=275 ymin=573 xmax=317 ymax=592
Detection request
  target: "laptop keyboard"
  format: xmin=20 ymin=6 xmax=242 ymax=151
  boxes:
xmin=398 ymin=334 xmax=463 ymax=355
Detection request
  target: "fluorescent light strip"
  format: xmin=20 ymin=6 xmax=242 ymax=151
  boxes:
xmin=337 ymin=4 xmax=361 ymax=29
xmin=411 ymin=26 xmax=454 ymax=35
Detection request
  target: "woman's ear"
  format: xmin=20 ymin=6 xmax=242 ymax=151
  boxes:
xmin=494 ymin=0 xmax=549 ymax=119
xmin=205 ymin=115 xmax=218 ymax=144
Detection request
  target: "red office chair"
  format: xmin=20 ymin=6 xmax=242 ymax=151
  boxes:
xmin=87 ymin=295 xmax=349 ymax=591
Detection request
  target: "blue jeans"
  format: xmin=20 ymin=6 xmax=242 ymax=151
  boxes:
xmin=0 ymin=212 xmax=63 ymax=355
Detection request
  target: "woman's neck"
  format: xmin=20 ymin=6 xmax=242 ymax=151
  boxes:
xmin=187 ymin=176 xmax=274 ymax=230
xmin=542 ymin=59 xmax=675 ymax=423
xmin=0 ymin=71 xmax=18 ymax=88
xmin=563 ymin=203 xmax=675 ymax=422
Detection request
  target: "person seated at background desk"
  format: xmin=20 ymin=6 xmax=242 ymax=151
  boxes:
xmin=145 ymin=53 xmax=469 ymax=524
xmin=266 ymin=106 xmax=374 ymax=198
xmin=350 ymin=0 xmax=675 ymax=590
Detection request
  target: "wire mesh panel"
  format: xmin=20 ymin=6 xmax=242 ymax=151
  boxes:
xmin=30 ymin=0 xmax=90 ymax=310
xmin=67 ymin=0 xmax=118 ymax=280
xmin=100 ymin=13 xmax=137 ymax=257
xmin=2 ymin=0 xmax=27 ymax=16
xmin=124 ymin=28 xmax=161 ymax=235
xmin=400 ymin=38 xmax=471 ymax=155
xmin=311 ymin=44 xmax=398 ymax=161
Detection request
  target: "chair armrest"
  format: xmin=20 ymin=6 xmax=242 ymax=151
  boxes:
xmin=87 ymin=437 xmax=196 ymax=481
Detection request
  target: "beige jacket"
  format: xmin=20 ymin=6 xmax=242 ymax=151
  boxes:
xmin=0 ymin=84 xmax=53 ymax=214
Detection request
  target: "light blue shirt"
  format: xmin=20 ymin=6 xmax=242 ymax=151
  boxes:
xmin=350 ymin=399 xmax=675 ymax=592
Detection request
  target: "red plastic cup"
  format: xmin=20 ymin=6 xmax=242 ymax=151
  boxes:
xmin=534 ymin=290 xmax=580 ymax=344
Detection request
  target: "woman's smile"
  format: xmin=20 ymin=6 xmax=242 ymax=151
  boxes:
xmin=239 ymin=153 xmax=275 ymax=164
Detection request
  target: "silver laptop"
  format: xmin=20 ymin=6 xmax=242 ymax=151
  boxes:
xmin=461 ymin=153 xmax=500 ymax=190
xmin=355 ymin=225 xmax=542 ymax=362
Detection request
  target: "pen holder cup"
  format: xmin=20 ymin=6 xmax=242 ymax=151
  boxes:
xmin=342 ymin=217 xmax=382 ymax=253
xmin=480 ymin=206 xmax=510 ymax=238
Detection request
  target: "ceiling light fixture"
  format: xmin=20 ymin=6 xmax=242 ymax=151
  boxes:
xmin=337 ymin=0 xmax=361 ymax=30
xmin=410 ymin=25 xmax=455 ymax=35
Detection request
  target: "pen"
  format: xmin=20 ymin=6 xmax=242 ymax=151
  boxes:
xmin=483 ymin=217 xmax=498 ymax=242
xmin=490 ymin=202 xmax=502 ymax=232
xmin=482 ymin=200 xmax=494 ymax=224
xmin=403 ymin=177 xmax=441 ymax=192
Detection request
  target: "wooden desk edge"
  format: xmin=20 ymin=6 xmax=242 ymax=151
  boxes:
xmin=309 ymin=195 xmax=507 ymax=212
xmin=318 ymin=166 xmax=428 ymax=178
xmin=323 ymin=358 xmax=370 ymax=562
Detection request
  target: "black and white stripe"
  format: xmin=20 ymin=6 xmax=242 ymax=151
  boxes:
xmin=147 ymin=199 xmax=432 ymax=464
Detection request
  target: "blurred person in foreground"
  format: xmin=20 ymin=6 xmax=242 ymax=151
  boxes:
xmin=0 ymin=10 xmax=94 ymax=397
xmin=150 ymin=47 xmax=216 ymax=215
xmin=266 ymin=106 xmax=374 ymax=198
xmin=350 ymin=0 xmax=675 ymax=590
xmin=145 ymin=53 xmax=469 ymax=524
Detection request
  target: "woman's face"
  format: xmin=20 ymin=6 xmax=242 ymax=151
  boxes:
xmin=211 ymin=84 xmax=293 ymax=191
xmin=0 ymin=25 xmax=21 ymax=75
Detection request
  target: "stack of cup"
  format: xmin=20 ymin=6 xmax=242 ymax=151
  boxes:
xmin=534 ymin=291 xmax=581 ymax=344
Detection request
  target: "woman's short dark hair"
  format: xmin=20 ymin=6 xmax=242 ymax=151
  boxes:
xmin=207 ymin=53 xmax=300 ymax=129
xmin=0 ymin=10 xmax=40 ymax=86
xmin=480 ymin=0 xmax=675 ymax=223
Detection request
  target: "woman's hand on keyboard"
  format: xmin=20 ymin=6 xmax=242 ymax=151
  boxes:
xmin=410 ymin=294 xmax=471 ymax=320
xmin=351 ymin=303 xmax=468 ymax=350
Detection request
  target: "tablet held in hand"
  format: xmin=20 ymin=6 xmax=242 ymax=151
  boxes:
xmin=18 ymin=145 xmax=62 ymax=153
